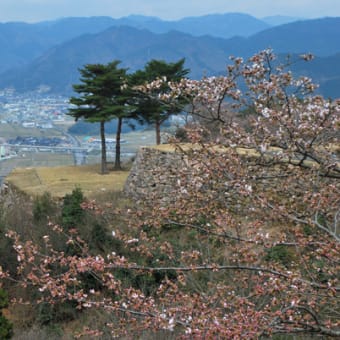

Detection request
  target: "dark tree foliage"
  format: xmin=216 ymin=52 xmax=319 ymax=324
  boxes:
xmin=68 ymin=61 xmax=134 ymax=173
xmin=131 ymin=58 xmax=189 ymax=144
xmin=61 ymin=187 xmax=84 ymax=229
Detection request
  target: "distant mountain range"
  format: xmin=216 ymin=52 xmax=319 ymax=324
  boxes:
xmin=0 ymin=14 xmax=339 ymax=98
xmin=0 ymin=13 xmax=272 ymax=74
xmin=261 ymin=15 xmax=304 ymax=26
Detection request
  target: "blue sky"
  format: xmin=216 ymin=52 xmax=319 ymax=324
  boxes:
xmin=1 ymin=0 xmax=340 ymax=22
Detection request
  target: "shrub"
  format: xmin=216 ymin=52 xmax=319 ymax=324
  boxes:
xmin=33 ymin=192 xmax=56 ymax=223
xmin=89 ymin=223 xmax=108 ymax=252
xmin=264 ymin=245 xmax=294 ymax=267
xmin=36 ymin=301 xmax=78 ymax=325
xmin=0 ymin=289 xmax=13 ymax=339
xmin=61 ymin=187 xmax=84 ymax=229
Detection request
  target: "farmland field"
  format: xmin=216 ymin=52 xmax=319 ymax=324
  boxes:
xmin=0 ymin=123 xmax=64 ymax=139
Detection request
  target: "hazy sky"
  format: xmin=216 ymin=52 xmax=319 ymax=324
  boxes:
xmin=0 ymin=0 xmax=340 ymax=22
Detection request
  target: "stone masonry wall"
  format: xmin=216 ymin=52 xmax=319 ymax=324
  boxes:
xmin=124 ymin=147 xmax=187 ymax=203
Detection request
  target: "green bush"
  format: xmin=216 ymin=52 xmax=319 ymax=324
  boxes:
xmin=0 ymin=231 xmax=17 ymax=277
xmin=36 ymin=301 xmax=78 ymax=326
xmin=61 ymin=187 xmax=84 ymax=229
xmin=264 ymin=245 xmax=294 ymax=267
xmin=33 ymin=192 xmax=56 ymax=223
xmin=0 ymin=289 xmax=13 ymax=339
xmin=89 ymin=223 xmax=108 ymax=252
xmin=0 ymin=290 xmax=9 ymax=310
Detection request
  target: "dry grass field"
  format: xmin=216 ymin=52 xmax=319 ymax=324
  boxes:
xmin=5 ymin=141 xmax=337 ymax=199
xmin=1 ymin=128 xmax=157 ymax=198
xmin=4 ymin=144 xmax=254 ymax=200
xmin=6 ymin=164 xmax=129 ymax=198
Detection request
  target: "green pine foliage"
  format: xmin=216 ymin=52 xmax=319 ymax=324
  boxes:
xmin=68 ymin=61 xmax=136 ymax=172
xmin=130 ymin=58 xmax=189 ymax=144
xmin=61 ymin=187 xmax=85 ymax=229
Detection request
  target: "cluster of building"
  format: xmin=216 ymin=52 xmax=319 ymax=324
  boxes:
xmin=0 ymin=88 xmax=70 ymax=128
xmin=0 ymin=89 xmax=78 ymax=162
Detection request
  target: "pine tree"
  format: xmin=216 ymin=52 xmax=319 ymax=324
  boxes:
xmin=131 ymin=59 xmax=189 ymax=144
xmin=69 ymin=61 xmax=134 ymax=172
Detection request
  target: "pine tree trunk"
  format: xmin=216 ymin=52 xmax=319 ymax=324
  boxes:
xmin=100 ymin=120 xmax=107 ymax=174
xmin=155 ymin=120 xmax=161 ymax=145
xmin=114 ymin=117 xmax=123 ymax=170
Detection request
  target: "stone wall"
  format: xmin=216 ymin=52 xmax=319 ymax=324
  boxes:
xmin=124 ymin=146 xmax=188 ymax=203
xmin=0 ymin=181 xmax=33 ymax=222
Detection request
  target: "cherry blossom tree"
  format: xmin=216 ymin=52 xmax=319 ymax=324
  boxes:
xmin=1 ymin=50 xmax=339 ymax=338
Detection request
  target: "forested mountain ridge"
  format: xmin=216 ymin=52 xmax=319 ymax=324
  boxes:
xmin=0 ymin=26 xmax=233 ymax=93
xmin=0 ymin=17 xmax=117 ymax=73
xmin=0 ymin=14 xmax=336 ymax=73
xmin=247 ymin=17 xmax=340 ymax=57
xmin=261 ymin=15 xmax=303 ymax=26
xmin=0 ymin=16 xmax=339 ymax=98
xmin=0 ymin=13 xmax=270 ymax=74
